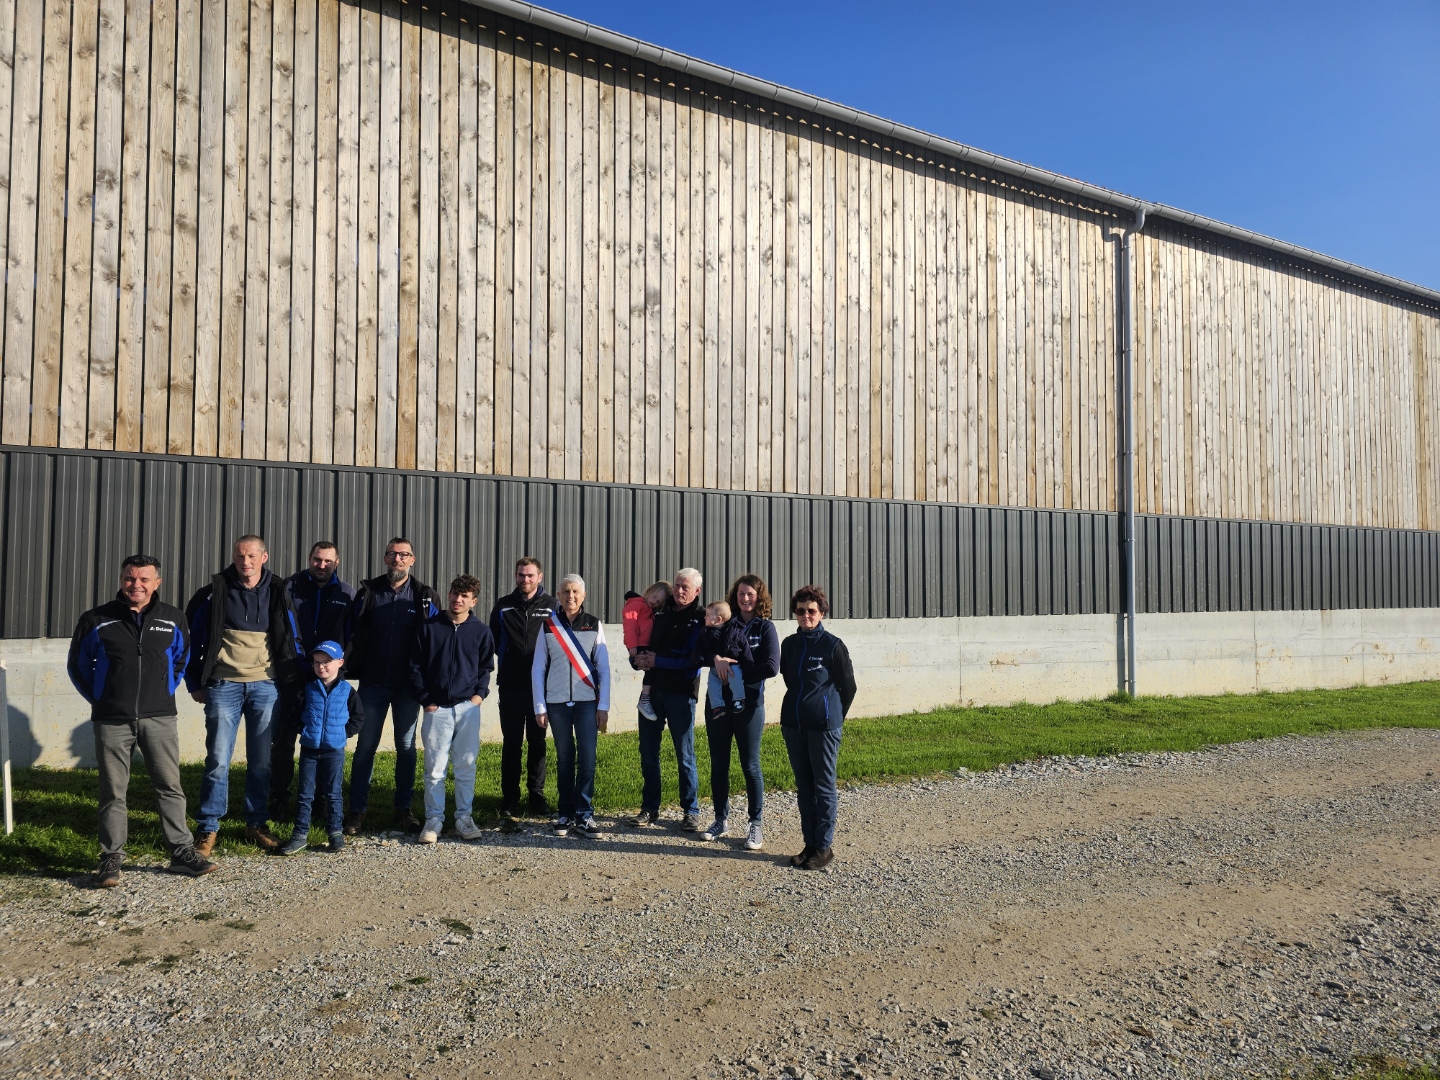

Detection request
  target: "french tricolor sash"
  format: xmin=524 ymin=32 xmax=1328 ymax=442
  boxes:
xmin=547 ymin=610 xmax=596 ymax=689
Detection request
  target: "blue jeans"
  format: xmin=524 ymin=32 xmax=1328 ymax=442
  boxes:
xmin=782 ymin=725 xmax=842 ymax=850
xmin=294 ymin=746 xmax=345 ymax=836
xmin=349 ymin=685 xmax=421 ymax=815
xmin=706 ymin=667 xmax=748 ymax=711
xmin=548 ymin=701 xmax=598 ymax=821
xmin=638 ymin=689 xmax=699 ymax=817
xmin=197 ymin=679 xmax=280 ymax=833
xmin=706 ymin=700 xmax=765 ymax=823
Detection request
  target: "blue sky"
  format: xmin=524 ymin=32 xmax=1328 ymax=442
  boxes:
xmin=546 ymin=0 xmax=1439 ymax=291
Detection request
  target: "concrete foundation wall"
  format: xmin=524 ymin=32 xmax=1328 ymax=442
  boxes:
xmin=4 ymin=608 xmax=1437 ymax=768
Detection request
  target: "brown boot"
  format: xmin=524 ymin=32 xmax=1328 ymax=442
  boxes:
xmin=194 ymin=831 xmax=218 ymax=858
xmin=803 ymin=846 xmax=835 ymax=870
xmin=244 ymin=824 xmax=280 ymax=851
xmin=342 ymin=811 xmax=365 ymax=837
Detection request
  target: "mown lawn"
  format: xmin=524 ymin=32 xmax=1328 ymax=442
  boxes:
xmin=3 ymin=680 xmax=1438 ymax=877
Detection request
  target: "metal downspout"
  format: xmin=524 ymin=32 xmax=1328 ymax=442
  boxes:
xmin=1122 ymin=204 xmax=1148 ymax=696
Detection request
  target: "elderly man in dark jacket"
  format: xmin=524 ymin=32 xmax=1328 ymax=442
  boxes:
xmin=68 ymin=555 xmax=217 ymax=887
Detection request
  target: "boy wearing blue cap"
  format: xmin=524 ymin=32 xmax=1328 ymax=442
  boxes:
xmin=277 ymin=640 xmax=362 ymax=855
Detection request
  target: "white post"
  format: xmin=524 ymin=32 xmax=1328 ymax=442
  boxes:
xmin=0 ymin=663 xmax=12 ymax=834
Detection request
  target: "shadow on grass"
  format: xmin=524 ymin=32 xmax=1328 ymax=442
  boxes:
xmin=4 ymin=679 xmax=1438 ymax=878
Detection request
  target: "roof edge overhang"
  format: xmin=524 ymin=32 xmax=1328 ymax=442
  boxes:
xmin=458 ymin=0 xmax=1440 ymax=310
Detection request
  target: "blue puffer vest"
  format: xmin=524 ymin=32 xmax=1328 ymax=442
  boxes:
xmin=300 ymin=677 xmax=353 ymax=750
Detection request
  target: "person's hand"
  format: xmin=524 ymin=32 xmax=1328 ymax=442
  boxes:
xmin=469 ymin=695 xmax=482 ymax=705
xmin=634 ymin=652 xmax=655 ymax=671
xmin=534 ymin=712 xmax=548 ymax=730
xmin=425 ymin=704 xmax=439 ymax=713
xmin=597 ymin=709 xmax=609 ymax=732
xmin=190 ymin=690 xmax=206 ymax=704
xmin=713 ymin=657 xmax=736 ymax=680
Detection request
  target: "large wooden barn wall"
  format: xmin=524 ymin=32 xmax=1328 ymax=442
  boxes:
xmin=0 ymin=0 xmax=1436 ymax=528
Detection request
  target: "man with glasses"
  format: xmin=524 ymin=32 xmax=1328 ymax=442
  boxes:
xmin=343 ymin=537 xmax=441 ymax=834
xmin=68 ymin=555 xmax=217 ymax=886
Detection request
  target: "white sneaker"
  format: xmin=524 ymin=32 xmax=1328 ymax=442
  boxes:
xmin=700 ymin=818 xmax=728 ymax=841
xmin=638 ymin=695 xmax=657 ymax=721
xmin=744 ymin=822 xmax=764 ymax=851
xmin=418 ymin=817 xmax=443 ymax=844
xmin=454 ymin=816 xmax=483 ymax=841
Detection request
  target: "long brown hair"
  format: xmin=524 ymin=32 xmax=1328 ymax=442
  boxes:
xmin=726 ymin=574 xmax=773 ymax=620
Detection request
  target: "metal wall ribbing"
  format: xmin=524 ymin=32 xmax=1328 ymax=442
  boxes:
xmin=3 ymin=447 xmax=1438 ymax=640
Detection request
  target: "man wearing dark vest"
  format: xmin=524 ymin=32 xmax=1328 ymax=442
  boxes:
xmin=343 ymin=537 xmax=441 ymax=834
xmin=487 ymin=556 xmax=555 ymax=819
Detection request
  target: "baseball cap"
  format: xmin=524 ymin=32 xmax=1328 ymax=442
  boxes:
xmin=312 ymin=640 xmax=345 ymax=661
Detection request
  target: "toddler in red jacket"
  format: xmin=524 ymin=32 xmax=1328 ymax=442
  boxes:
xmin=622 ymin=581 xmax=671 ymax=721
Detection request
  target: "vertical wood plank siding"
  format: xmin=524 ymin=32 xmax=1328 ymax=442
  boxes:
xmin=1 ymin=1 xmax=1436 ymax=530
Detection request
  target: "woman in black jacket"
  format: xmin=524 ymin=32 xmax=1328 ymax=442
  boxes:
xmin=778 ymin=584 xmax=856 ymax=870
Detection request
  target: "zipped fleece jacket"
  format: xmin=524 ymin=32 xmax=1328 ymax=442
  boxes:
xmin=778 ymin=624 xmax=857 ymax=732
xmin=184 ymin=567 xmax=303 ymax=693
xmin=285 ymin=570 xmax=357 ymax=652
xmin=299 ymin=676 xmax=364 ymax=750
xmin=487 ymin=587 xmax=556 ymax=701
xmin=647 ymin=597 xmax=705 ymax=697
xmin=347 ymin=574 xmax=442 ymax=689
xmin=530 ymin=610 xmax=611 ymax=712
xmin=408 ymin=613 xmax=496 ymax=708
xmin=67 ymin=595 xmax=190 ymax=722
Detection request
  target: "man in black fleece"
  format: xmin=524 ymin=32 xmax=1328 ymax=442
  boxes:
xmin=487 ymin=556 xmax=555 ymax=818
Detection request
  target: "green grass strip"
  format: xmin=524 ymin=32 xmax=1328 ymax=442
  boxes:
xmin=3 ymin=680 xmax=1438 ymax=878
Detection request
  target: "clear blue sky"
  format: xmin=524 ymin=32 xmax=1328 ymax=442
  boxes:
xmin=545 ymin=0 xmax=1439 ymax=291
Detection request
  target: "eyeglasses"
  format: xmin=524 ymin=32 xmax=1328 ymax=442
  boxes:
xmin=385 ymin=551 xmax=415 ymax=560
xmin=793 ymin=605 xmax=822 ymax=616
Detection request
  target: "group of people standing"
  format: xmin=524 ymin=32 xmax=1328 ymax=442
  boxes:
xmin=66 ymin=534 xmax=858 ymax=888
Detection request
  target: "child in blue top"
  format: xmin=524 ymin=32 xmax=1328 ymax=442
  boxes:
xmin=277 ymin=641 xmax=362 ymax=855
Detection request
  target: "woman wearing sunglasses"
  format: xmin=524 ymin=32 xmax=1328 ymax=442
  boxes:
xmin=778 ymin=584 xmax=856 ymax=870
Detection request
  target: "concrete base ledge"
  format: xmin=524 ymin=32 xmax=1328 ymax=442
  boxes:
xmin=3 ymin=608 xmax=1437 ymax=768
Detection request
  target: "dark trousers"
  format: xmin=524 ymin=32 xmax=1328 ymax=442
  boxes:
xmin=94 ymin=718 xmax=193 ymax=858
xmin=638 ymin=689 xmax=700 ymax=817
xmin=267 ymin=691 xmax=303 ymax=810
xmin=781 ymin=724 xmax=842 ymax=851
xmin=498 ymin=692 xmax=548 ymax=811
xmin=294 ymin=746 xmax=345 ymax=836
xmin=706 ymin=700 xmax=765 ymax=823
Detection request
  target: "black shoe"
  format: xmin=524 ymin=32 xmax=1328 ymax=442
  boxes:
xmin=96 ymin=854 xmax=125 ymax=888
xmin=397 ymin=809 xmax=422 ymax=833
xmin=275 ymin=833 xmax=308 ymax=856
xmin=327 ymin=833 xmax=346 ymax=853
xmin=680 ymin=813 xmax=702 ymax=832
xmin=528 ymin=797 xmax=551 ymax=817
xmin=803 ymin=846 xmax=835 ymax=870
xmin=267 ymin=797 xmax=291 ymax=823
xmin=169 ymin=847 xmax=219 ymax=877
xmin=627 ymin=809 xmax=658 ymax=828
xmin=343 ymin=811 xmax=365 ymax=837
xmin=789 ymin=845 xmax=816 ymax=868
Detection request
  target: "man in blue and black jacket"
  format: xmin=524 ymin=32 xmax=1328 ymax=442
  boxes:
xmin=269 ymin=540 xmax=357 ymax=819
xmin=68 ymin=555 xmax=217 ymax=887
xmin=184 ymin=534 xmax=304 ymax=857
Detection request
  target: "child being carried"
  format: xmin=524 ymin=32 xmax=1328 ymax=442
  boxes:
xmin=622 ymin=581 xmax=671 ymax=721
xmin=699 ymin=600 xmax=753 ymax=722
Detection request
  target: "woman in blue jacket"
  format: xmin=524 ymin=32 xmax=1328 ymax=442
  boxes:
xmin=778 ymin=584 xmax=857 ymax=870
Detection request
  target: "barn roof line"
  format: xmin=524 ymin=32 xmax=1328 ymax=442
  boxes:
xmin=464 ymin=0 xmax=1440 ymax=308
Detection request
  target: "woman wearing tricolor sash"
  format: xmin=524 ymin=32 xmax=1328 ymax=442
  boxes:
xmin=530 ymin=574 xmax=611 ymax=837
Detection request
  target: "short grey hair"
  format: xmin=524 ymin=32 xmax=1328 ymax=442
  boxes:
xmin=675 ymin=567 xmax=703 ymax=586
xmin=559 ymin=573 xmax=586 ymax=592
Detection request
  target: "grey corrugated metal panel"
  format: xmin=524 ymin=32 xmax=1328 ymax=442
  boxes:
xmin=524 ymin=480 xmax=555 ymax=576
xmin=938 ymin=505 xmax=958 ymax=618
xmin=298 ymin=469 xmax=337 ymax=555
xmin=919 ymin=504 xmax=940 ymax=617
xmin=435 ymin=477 xmax=471 ymax=601
xmin=903 ymin=503 xmax=923 ymax=617
xmin=140 ymin=460 xmax=187 ymax=618
xmin=631 ymin=488 xmax=658 ymax=589
xmin=1153 ymin=517 xmax=1170 ymax=613
xmin=579 ymin=485 xmax=609 ymax=616
xmin=861 ymin=501 xmax=884 ymax=617
xmin=771 ymin=498 xmax=795 ymax=615
xmin=812 ymin=498 xmax=834 ymax=612
xmin=955 ymin=505 xmax=974 ymax=617
xmin=400 ymin=473 xmax=437 ymax=578
xmin=496 ymin=480 xmax=526 ymax=573
xmin=828 ymin=498 xmax=852 ymax=619
xmin=749 ymin=494 xmax=772 ymax=607
xmin=551 ymin=484 xmax=583 ymax=591
xmin=1063 ymin=512 xmax=1080 ymax=615
xmin=707 ymin=491 xmax=732 ymax=592
xmin=370 ymin=472 xmax=405 ymax=572
xmin=887 ymin=504 xmax=908 ymax=618
xmin=792 ymin=499 xmax=815 ymax=598
xmin=49 ymin=454 xmax=100 ymax=636
xmin=96 ymin=456 xmax=144 ymax=604
xmin=971 ymin=506 xmax=992 ymax=615
xmin=334 ymin=470 xmax=372 ymax=579
xmin=676 ymin=489 xmax=702 ymax=574
xmin=4 ymin=453 xmax=53 ymax=638
xmin=1317 ymin=527 xmax=1330 ymax=610
xmin=1214 ymin=519 xmax=1230 ymax=611
xmin=1180 ymin=518 xmax=1196 ymax=613
xmin=223 ymin=465 xmax=265 ymax=543
xmin=847 ymin=498 xmax=869 ymax=619
xmin=1017 ymin=509 xmax=1036 ymax=616
xmin=605 ymin=485 xmax=634 ymax=619
xmin=1002 ymin=509 xmax=1021 ymax=617
xmin=180 ymin=462 xmax=225 ymax=603
xmin=467 ymin=478 xmax=499 ymax=605
xmin=726 ymin=494 xmax=750 ymax=600
xmin=1073 ymin=510 xmax=1091 ymax=614
xmin=1104 ymin=513 xmax=1121 ymax=615
xmin=261 ymin=468 xmax=300 ymax=574
xmin=0 ymin=454 xmax=7 ymax=635
xmin=1046 ymin=512 xmax=1065 ymax=616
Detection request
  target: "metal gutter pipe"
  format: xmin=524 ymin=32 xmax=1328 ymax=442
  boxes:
xmin=1121 ymin=205 xmax=1149 ymax=696
xmin=465 ymin=0 xmax=1439 ymax=309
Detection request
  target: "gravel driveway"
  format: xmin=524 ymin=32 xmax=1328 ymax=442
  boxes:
xmin=2 ymin=727 xmax=1437 ymax=1079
